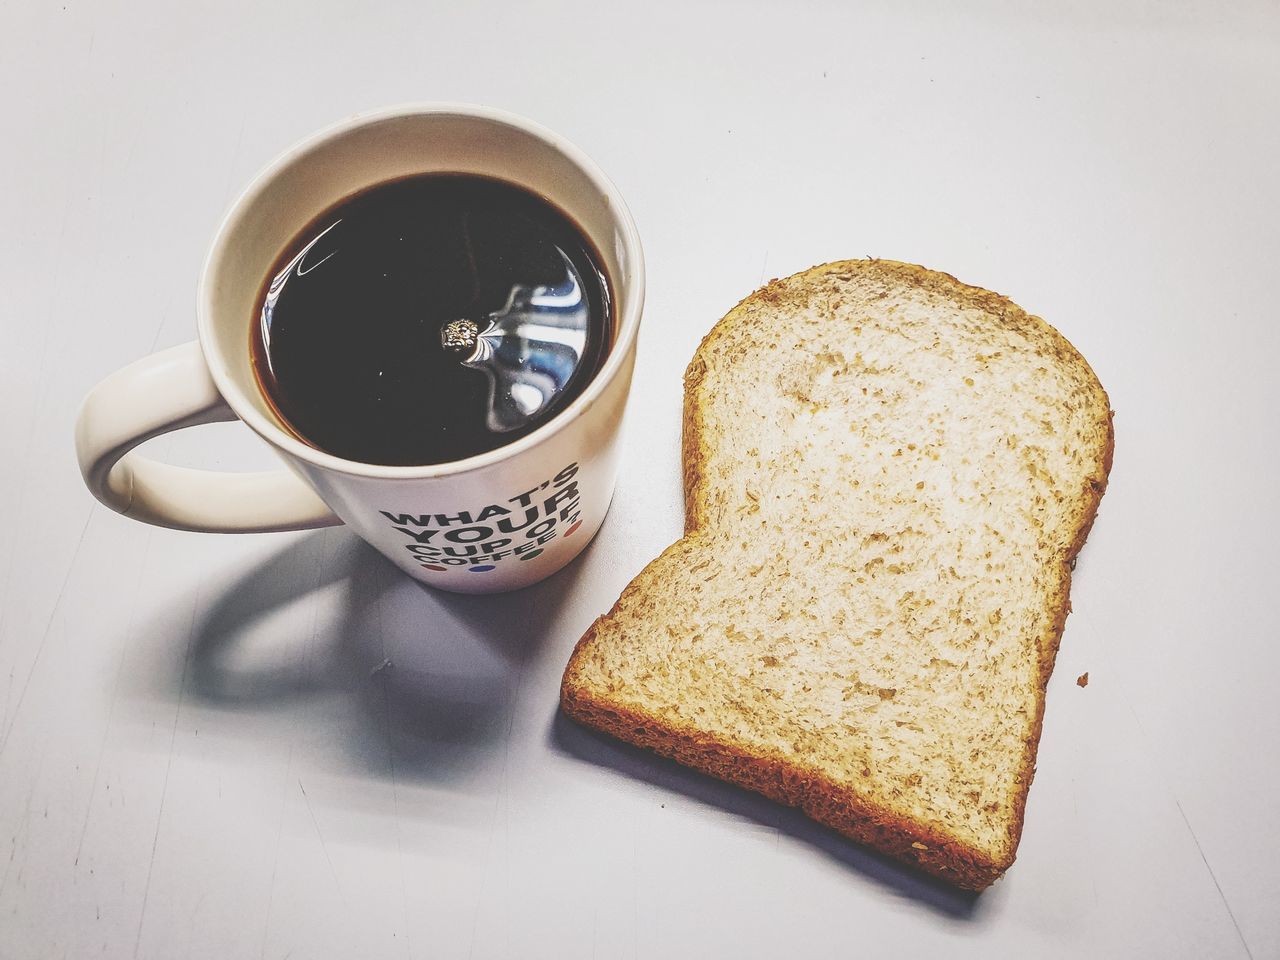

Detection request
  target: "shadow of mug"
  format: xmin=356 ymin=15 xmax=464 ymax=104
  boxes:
xmin=175 ymin=528 xmax=587 ymax=790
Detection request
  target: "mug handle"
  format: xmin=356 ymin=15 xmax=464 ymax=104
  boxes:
xmin=75 ymin=341 xmax=342 ymax=533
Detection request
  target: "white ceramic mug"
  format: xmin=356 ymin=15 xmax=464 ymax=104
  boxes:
xmin=75 ymin=104 xmax=645 ymax=593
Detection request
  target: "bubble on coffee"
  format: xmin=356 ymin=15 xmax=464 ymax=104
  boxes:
xmin=252 ymin=174 xmax=612 ymax=466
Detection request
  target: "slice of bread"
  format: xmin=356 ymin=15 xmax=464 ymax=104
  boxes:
xmin=561 ymin=260 xmax=1113 ymax=890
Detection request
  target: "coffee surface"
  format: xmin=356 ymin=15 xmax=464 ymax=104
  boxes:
xmin=252 ymin=174 xmax=612 ymax=466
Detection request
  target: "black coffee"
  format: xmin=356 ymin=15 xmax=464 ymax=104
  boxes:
xmin=251 ymin=174 xmax=612 ymax=466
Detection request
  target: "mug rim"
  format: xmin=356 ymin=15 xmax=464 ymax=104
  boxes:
xmin=196 ymin=101 xmax=645 ymax=481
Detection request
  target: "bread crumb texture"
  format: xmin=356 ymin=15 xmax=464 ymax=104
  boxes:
xmin=562 ymin=260 xmax=1113 ymax=890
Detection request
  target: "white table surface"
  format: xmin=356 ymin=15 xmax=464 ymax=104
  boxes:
xmin=3 ymin=1 xmax=1278 ymax=957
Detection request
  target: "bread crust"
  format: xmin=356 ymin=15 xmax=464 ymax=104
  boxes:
xmin=562 ymin=259 xmax=1113 ymax=891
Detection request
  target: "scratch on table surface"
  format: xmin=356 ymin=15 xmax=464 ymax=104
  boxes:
xmin=122 ymin=119 xmax=144 ymax=170
xmin=146 ymin=304 xmax=169 ymax=354
xmin=372 ymin=562 xmax=412 ymax=960
xmin=1174 ymin=798 xmax=1255 ymax=959
xmin=0 ymin=778 xmax=40 ymax=900
xmin=259 ymin=530 xmax=334 ymax=959
xmin=0 ymin=193 xmax=72 ymax=614
xmin=291 ymin=534 xmax=347 ymax=903
xmin=632 ymin=828 xmax=639 ymax=960
xmin=459 ymin=596 xmax=525 ymax=957
xmin=74 ymin=530 xmax=155 ymax=868
xmin=3 ymin=669 xmax=11 ymax=745
xmin=96 ymin=114 xmax=110 ymax=184
xmin=258 ymin=765 xmax=290 ymax=960
xmin=1114 ymin=670 xmax=1255 ymax=959
xmin=0 ymin=507 xmax=95 ymax=758
xmin=298 ymin=779 xmax=345 ymax=905
xmin=469 ymin=594 xmax=533 ymax=960
xmin=466 ymin=786 xmax=505 ymax=960
xmin=182 ymin=890 xmax=207 ymax=960
xmin=132 ymin=585 xmax=203 ymax=960
xmin=499 ymin=669 xmax=523 ymax=960
xmin=500 ymin=603 xmax=530 ymax=857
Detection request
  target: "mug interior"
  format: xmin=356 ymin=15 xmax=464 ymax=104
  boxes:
xmin=198 ymin=105 xmax=642 ymax=478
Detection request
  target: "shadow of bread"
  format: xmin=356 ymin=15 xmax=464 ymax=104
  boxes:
xmin=550 ymin=711 xmax=986 ymax=919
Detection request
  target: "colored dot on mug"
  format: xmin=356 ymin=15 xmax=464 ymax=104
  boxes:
xmin=519 ymin=549 xmax=543 ymax=561
xmin=422 ymin=564 xmax=447 ymax=572
xmin=469 ymin=565 xmax=496 ymax=573
xmin=563 ymin=521 xmax=583 ymax=537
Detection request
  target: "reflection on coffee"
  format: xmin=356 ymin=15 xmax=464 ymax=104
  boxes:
xmin=251 ymin=174 xmax=612 ymax=466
